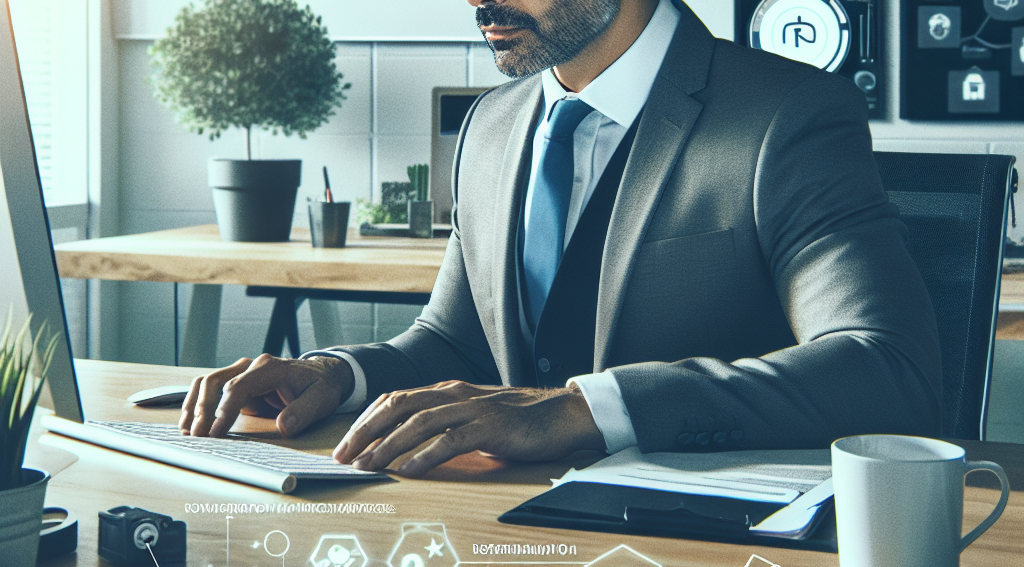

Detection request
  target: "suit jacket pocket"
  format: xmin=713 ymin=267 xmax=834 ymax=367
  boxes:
xmin=639 ymin=228 xmax=735 ymax=266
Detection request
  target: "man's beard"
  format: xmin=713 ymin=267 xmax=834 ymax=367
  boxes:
xmin=477 ymin=0 xmax=621 ymax=78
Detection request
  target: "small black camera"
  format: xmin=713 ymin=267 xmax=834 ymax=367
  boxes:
xmin=98 ymin=506 xmax=186 ymax=566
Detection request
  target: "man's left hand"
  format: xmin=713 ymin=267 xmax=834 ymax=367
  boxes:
xmin=333 ymin=381 xmax=606 ymax=477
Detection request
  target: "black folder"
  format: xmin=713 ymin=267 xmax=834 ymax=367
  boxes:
xmin=499 ymin=481 xmax=837 ymax=552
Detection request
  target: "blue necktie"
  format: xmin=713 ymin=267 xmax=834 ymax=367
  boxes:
xmin=523 ymin=98 xmax=593 ymax=327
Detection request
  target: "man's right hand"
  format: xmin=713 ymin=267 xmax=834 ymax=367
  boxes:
xmin=179 ymin=354 xmax=354 ymax=438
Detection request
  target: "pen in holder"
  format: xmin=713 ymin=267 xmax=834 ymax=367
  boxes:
xmin=307 ymin=198 xmax=351 ymax=248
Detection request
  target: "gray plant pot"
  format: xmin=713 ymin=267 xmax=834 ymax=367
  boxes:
xmin=0 ymin=468 xmax=49 ymax=566
xmin=209 ymin=158 xmax=302 ymax=242
xmin=408 ymin=200 xmax=433 ymax=238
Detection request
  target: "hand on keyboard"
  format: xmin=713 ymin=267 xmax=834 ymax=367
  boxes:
xmin=179 ymin=354 xmax=355 ymax=439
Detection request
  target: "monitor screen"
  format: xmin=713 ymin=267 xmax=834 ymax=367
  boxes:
xmin=0 ymin=0 xmax=81 ymax=421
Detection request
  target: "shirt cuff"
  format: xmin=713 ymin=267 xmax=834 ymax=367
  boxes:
xmin=299 ymin=350 xmax=368 ymax=414
xmin=567 ymin=371 xmax=638 ymax=454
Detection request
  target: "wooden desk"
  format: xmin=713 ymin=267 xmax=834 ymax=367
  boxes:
xmin=60 ymin=226 xmax=1024 ymax=358
xmin=53 ymin=225 xmax=448 ymax=365
xmin=33 ymin=360 xmax=1024 ymax=567
xmin=54 ymin=224 xmax=447 ymax=292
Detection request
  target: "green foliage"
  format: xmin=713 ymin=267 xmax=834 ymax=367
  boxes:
xmin=149 ymin=0 xmax=351 ymax=143
xmin=407 ymin=164 xmax=429 ymax=202
xmin=356 ymin=167 xmax=430 ymax=224
xmin=356 ymin=181 xmax=417 ymax=224
xmin=356 ymin=198 xmax=391 ymax=225
xmin=0 ymin=311 xmax=59 ymax=491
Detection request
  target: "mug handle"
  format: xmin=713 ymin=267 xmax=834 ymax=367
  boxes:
xmin=960 ymin=460 xmax=1010 ymax=552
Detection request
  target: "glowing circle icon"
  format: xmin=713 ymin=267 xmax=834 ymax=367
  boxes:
xmin=264 ymin=530 xmax=291 ymax=558
xmin=749 ymin=0 xmax=850 ymax=72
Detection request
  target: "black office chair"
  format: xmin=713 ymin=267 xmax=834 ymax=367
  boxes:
xmin=874 ymin=151 xmax=1016 ymax=440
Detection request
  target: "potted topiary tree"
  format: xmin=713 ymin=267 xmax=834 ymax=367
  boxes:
xmin=149 ymin=0 xmax=351 ymax=242
xmin=0 ymin=313 xmax=59 ymax=565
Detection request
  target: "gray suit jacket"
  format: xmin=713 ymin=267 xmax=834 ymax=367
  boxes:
xmin=340 ymin=3 xmax=943 ymax=453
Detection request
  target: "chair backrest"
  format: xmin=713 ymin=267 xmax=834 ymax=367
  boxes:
xmin=874 ymin=151 xmax=1016 ymax=440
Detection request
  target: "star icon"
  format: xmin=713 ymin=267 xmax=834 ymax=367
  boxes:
xmin=251 ymin=541 xmax=261 ymax=549
xmin=425 ymin=538 xmax=444 ymax=558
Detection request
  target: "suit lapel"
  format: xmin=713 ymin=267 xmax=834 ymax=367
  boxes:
xmin=491 ymin=79 xmax=543 ymax=386
xmin=594 ymin=2 xmax=716 ymax=369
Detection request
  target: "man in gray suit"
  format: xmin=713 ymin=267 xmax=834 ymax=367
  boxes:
xmin=180 ymin=0 xmax=942 ymax=478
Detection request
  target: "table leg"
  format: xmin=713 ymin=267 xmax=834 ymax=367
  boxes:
xmin=263 ymin=292 xmax=306 ymax=357
xmin=179 ymin=284 xmax=223 ymax=368
xmin=247 ymin=287 xmax=431 ymax=359
xmin=309 ymin=299 xmax=344 ymax=348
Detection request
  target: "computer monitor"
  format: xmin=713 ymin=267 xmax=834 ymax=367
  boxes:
xmin=0 ymin=0 xmax=82 ymax=422
xmin=430 ymin=86 xmax=490 ymax=224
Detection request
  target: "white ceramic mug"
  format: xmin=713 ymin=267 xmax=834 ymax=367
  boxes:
xmin=831 ymin=435 xmax=1009 ymax=567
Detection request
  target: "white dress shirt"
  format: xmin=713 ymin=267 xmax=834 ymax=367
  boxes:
xmin=304 ymin=0 xmax=680 ymax=453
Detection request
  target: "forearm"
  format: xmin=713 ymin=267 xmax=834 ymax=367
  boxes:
xmin=325 ymin=321 xmax=502 ymax=403
xmin=616 ymin=219 xmax=942 ymax=453
xmin=312 ymin=230 xmax=502 ymax=405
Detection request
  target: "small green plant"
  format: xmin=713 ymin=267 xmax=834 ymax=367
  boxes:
xmin=356 ymin=180 xmax=420 ymax=225
xmin=356 ymin=198 xmax=390 ymax=225
xmin=0 ymin=311 xmax=59 ymax=491
xmin=408 ymin=164 xmax=429 ymax=202
xmin=149 ymin=0 xmax=352 ymax=160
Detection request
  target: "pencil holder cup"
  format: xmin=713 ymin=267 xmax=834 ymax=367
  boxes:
xmin=308 ymin=199 xmax=351 ymax=248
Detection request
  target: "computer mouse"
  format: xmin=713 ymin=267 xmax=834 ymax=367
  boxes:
xmin=127 ymin=385 xmax=191 ymax=407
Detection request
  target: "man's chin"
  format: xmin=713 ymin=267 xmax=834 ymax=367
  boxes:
xmin=491 ymin=51 xmax=548 ymax=79
xmin=493 ymin=59 xmax=542 ymax=78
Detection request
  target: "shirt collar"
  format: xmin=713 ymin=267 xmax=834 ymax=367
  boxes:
xmin=540 ymin=0 xmax=681 ymax=127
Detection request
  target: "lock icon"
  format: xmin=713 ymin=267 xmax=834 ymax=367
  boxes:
xmin=963 ymin=73 xmax=986 ymax=101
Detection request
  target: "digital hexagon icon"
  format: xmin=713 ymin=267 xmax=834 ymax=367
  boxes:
xmin=584 ymin=544 xmax=661 ymax=567
xmin=309 ymin=535 xmax=368 ymax=567
xmin=744 ymin=554 xmax=782 ymax=567
xmin=387 ymin=523 xmax=459 ymax=567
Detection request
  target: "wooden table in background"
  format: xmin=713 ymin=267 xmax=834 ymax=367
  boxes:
xmin=51 ymin=223 xmax=1024 ymax=387
xmin=54 ymin=225 xmax=448 ymax=365
xmin=32 ymin=359 xmax=1024 ymax=567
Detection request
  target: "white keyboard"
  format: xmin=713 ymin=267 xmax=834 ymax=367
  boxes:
xmin=42 ymin=416 xmax=384 ymax=493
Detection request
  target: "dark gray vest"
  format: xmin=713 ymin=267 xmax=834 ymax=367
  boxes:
xmin=519 ymin=117 xmax=641 ymax=387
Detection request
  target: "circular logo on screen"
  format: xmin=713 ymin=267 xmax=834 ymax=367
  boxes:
xmin=749 ymin=0 xmax=851 ymax=72
xmin=985 ymin=0 xmax=1024 ymax=22
xmin=929 ymin=13 xmax=952 ymax=41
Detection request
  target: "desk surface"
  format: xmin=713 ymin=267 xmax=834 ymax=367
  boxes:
xmin=31 ymin=359 xmax=1024 ymax=567
xmin=55 ymin=225 xmax=1024 ymax=307
xmin=54 ymin=224 xmax=448 ymax=293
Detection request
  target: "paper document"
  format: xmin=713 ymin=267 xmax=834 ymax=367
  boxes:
xmin=553 ymin=447 xmax=832 ymax=504
xmin=750 ymin=477 xmax=834 ymax=538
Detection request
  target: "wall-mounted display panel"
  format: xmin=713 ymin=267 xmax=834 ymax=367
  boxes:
xmin=902 ymin=0 xmax=1024 ymax=121
xmin=734 ymin=0 xmax=885 ymax=119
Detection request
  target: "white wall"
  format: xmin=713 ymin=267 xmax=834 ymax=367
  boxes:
xmin=113 ymin=0 xmax=483 ymax=42
xmin=107 ymin=0 xmax=1024 ymax=367
xmin=115 ymin=37 xmax=511 ymax=366
xmin=111 ymin=0 xmax=734 ymax=42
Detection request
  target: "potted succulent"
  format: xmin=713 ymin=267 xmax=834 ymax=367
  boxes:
xmin=407 ymin=164 xmax=432 ymax=238
xmin=0 ymin=313 xmax=59 ymax=565
xmin=149 ymin=0 xmax=351 ymax=242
